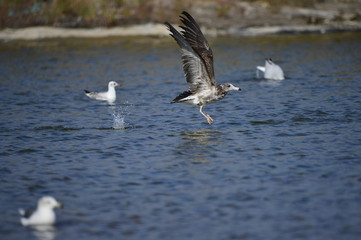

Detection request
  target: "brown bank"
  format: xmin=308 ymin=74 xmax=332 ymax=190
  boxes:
xmin=1 ymin=0 xmax=360 ymax=40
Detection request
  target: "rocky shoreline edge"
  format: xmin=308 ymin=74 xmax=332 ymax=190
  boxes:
xmin=1 ymin=22 xmax=360 ymax=41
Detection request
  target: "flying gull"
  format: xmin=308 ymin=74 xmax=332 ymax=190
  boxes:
xmin=165 ymin=11 xmax=240 ymax=124
xmin=84 ymin=81 xmax=120 ymax=104
xmin=19 ymin=196 xmax=63 ymax=226
xmin=256 ymin=58 xmax=284 ymax=80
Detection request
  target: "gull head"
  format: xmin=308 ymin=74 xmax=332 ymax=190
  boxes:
xmin=38 ymin=196 xmax=63 ymax=210
xmin=108 ymin=81 xmax=120 ymax=88
xmin=222 ymin=83 xmax=241 ymax=92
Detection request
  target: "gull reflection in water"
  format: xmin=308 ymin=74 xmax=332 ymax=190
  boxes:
xmin=177 ymin=129 xmax=224 ymax=162
xmin=31 ymin=225 xmax=57 ymax=240
xmin=259 ymin=79 xmax=282 ymax=87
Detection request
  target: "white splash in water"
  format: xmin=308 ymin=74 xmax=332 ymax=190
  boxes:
xmin=112 ymin=111 xmax=125 ymax=129
xmin=108 ymin=104 xmax=130 ymax=130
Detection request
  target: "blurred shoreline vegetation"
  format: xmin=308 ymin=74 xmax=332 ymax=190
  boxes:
xmin=1 ymin=0 xmax=361 ymax=29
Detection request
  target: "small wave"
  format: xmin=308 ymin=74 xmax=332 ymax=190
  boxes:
xmin=35 ymin=126 xmax=81 ymax=131
xmin=250 ymin=119 xmax=284 ymax=125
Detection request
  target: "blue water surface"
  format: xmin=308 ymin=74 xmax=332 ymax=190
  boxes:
xmin=0 ymin=33 xmax=360 ymax=240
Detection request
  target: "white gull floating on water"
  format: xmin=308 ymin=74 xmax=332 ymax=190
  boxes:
xmin=19 ymin=196 xmax=63 ymax=226
xmin=165 ymin=11 xmax=240 ymax=124
xmin=84 ymin=81 xmax=120 ymax=104
xmin=256 ymin=58 xmax=285 ymax=80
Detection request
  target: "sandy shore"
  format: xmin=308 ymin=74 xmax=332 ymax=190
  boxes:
xmin=0 ymin=22 xmax=360 ymax=41
xmin=0 ymin=24 xmax=168 ymax=41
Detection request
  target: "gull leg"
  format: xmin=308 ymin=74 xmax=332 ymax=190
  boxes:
xmin=200 ymin=106 xmax=214 ymax=124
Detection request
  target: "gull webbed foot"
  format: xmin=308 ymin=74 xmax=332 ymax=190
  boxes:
xmin=206 ymin=115 xmax=214 ymax=124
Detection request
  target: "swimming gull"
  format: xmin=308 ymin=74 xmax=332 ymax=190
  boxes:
xmin=19 ymin=196 xmax=63 ymax=226
xmin=84 ymin=81 xmax=120 ymax=104
xmin=256 ymin=58 xmax=284 ymax=80
xmin=165 ymin=11 xmax=241 ymax=124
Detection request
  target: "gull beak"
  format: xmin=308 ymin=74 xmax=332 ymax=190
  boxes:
xmin=56 ymin=202 xmax=64 ymax=209
xmin=230 ymin=85 xmax=241 ymax=91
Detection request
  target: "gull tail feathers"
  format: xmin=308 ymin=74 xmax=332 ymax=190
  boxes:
xmin=171 ymin=90 xmax=192 ymax=103
xmin=256 ymin=66 xmax=265 ymax=72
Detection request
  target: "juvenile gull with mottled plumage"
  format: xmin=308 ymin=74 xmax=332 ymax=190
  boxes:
xmin=165 ymin=11 xmax=240 ymax=124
